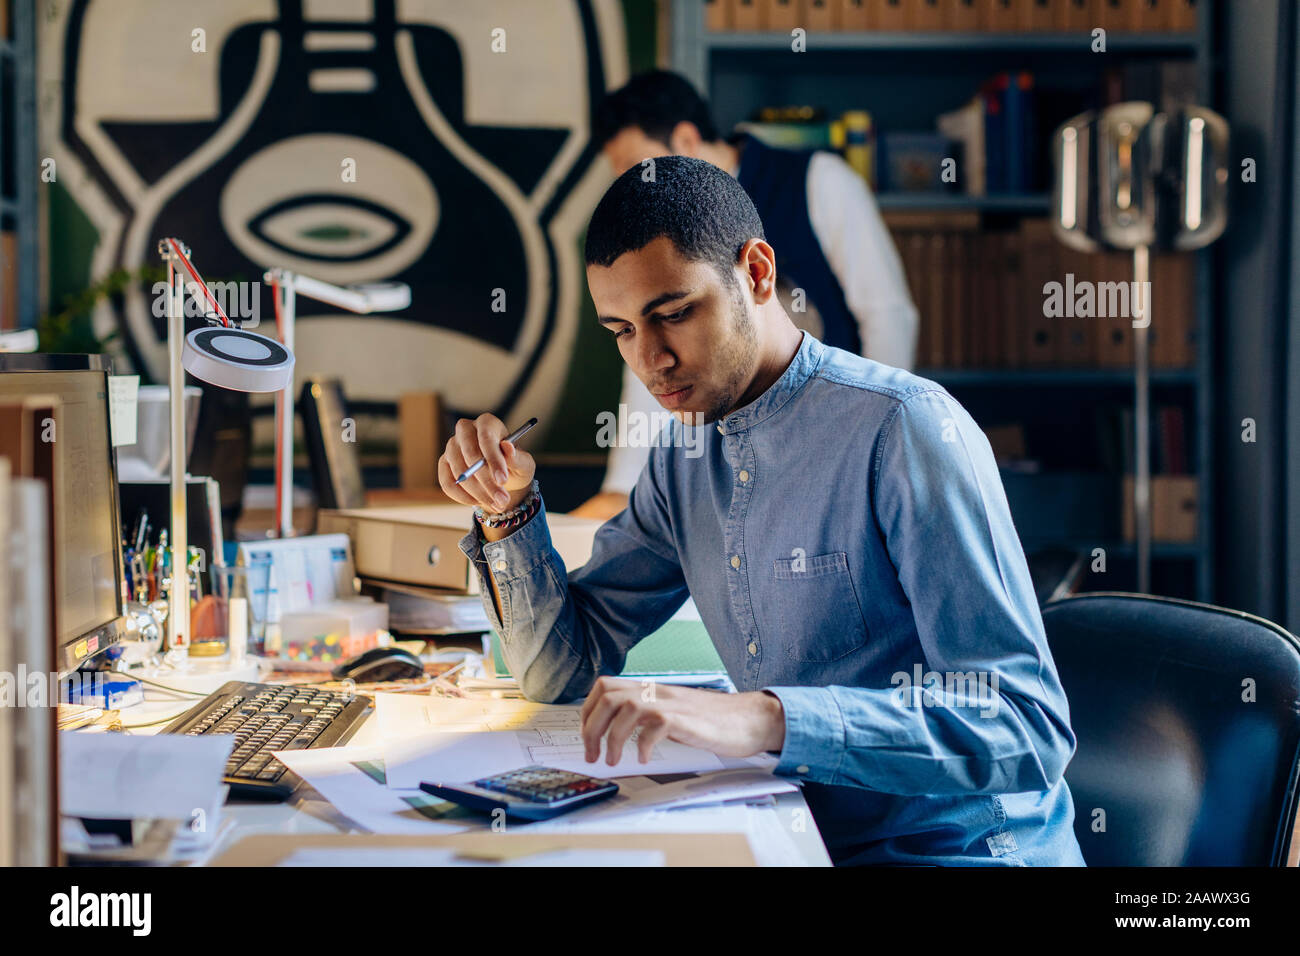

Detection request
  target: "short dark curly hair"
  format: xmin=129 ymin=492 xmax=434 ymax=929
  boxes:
xmin=592 ymin=70 xmax=720 ymax=149
xmin=584 ymin=155 xmax=765 ymax=284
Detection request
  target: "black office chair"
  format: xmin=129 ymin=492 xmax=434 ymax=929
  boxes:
xmin=1042 ymin=592 xmax=1300 ymax=866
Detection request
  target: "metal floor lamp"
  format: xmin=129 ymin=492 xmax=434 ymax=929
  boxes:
xmin=1052 ymin=102 xmax=1229 ymax=593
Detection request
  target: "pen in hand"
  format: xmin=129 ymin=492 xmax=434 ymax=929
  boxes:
xmin=454 ymin=417 xmax=538 ymax=484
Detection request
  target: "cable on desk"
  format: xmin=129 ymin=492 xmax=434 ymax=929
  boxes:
xmin=126 ymin=674 xmax=210 ymax=697
xmin=117 ymin=709 xmax=195 ymax=732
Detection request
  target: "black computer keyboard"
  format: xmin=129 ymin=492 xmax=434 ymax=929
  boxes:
xmin=160 ymin=680 xmax=372 ymax=800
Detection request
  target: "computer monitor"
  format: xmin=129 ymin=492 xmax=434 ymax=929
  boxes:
xmin=0 ymin=366 xmax=126 ymax=674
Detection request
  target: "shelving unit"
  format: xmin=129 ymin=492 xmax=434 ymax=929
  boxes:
xmin=0 ymin=0 xmax=38 ymax=330
xmin=876 ymin=192 xmax=1051 ymax=212
xmin=701 ymin=29 xmax=1198 ymax=53
xmin=670 ymin=0 xmax=1218 ymax=601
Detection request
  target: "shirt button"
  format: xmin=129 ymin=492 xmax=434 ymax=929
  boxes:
xmin=493 ymin=560 xmax=507 ymax=572
xmin=730 ymin=555 xmax=741 ymax=569
xmin=747 ymin=641 xmax=758 ymax=656
xmin=738 ymin=469 xmax=750 ymax=483
xmin=796 ymin=765 xmax=810 ymax=775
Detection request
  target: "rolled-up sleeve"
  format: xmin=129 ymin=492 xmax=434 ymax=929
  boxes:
xmin=458 ymin=446 xmax=688 ymax=704
xmin=765 ymin=389 xmax=1077 ymax=796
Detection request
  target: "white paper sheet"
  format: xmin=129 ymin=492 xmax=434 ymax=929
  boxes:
xmin=559 ymin=769 xmax=797 ymax=822
xmin=107 ymin=375 xmax=139 ymax=447
xmin=271 ymin=744 xmax=471 ymax=835
xmin=59 ymin=730 xmax=230 ymax=819
xmin=383 ymin=727 xmax=725 ymax=790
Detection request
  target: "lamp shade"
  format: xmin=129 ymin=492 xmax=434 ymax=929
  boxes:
xmin=182 ymin=327 xmax=294 ymax=393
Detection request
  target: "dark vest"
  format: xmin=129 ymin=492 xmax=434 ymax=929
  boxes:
xmin=733 ymin=133 xmax=861 ymax=354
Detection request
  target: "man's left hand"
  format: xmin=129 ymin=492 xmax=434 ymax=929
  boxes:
xmin=578 ymin=677 xmax=786 ymax=765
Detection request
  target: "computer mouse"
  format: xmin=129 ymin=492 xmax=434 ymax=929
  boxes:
xmin=331 ymin=646 xmax=425 ymax=682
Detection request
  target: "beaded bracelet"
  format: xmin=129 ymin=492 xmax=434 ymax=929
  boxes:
xmin=475 ymin=479 xmax=541 ymax=532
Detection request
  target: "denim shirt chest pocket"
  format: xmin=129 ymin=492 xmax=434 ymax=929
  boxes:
xmin=771 ymin=550 xmax=869 ymax=662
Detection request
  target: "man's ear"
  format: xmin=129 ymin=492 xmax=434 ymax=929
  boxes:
xmin=668 ymin=121 xmax=703 ymax=156
xmin=738 ymin=238 xmax=777 ymax=305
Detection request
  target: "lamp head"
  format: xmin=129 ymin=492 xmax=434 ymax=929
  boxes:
xmin=349 ymin=282 xmax=411 ymax=312
xmin=182 ymin=326 xmax=294 ymax=393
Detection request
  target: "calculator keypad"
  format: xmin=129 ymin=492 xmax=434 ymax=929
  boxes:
xmin=474 ymin=766 xmax=612 ymax=803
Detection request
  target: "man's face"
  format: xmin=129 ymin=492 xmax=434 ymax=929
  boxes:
xmin=602 ymin=127 xmax=673 ymax=177
xmin=588 ymin=236 xmax=758 ymax=425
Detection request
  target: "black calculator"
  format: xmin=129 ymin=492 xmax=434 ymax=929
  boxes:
xmin=419 ymin=766 xmax=620 ymax=821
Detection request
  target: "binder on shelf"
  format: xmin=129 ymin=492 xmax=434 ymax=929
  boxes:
xmin=1094 ymin=251 xmax=1135 ymax=367
xmin=926 ymin=232 xmax=950 ymax=366
xmin=1003 ymin=71 xmax=1036 ymax=192
xmin=1001 ymin=229 xmax=1027 ymax=368
xmin=838 ymin=0 xmax=872 ymax=30
xmin=982 ymin=75 xmax=1007 ymax=194
xmin=1096 ymin=0 xmax=1127 ymax=30
xmin=730 ymin=0 xmax=763 ymax=31
xmin=765 ymin=0 xmax=801 ymax=31
xmin=978 ymin=232 xmax=1006 ymax=368
xmin=964 ymin=232 xmax=985 ymax=368
xmin=1132 ymin=0 xmax=1167 ymax=31
xmin=978 ymin=0 xmax=1020 ymax=32
xmin=1159 ymin=404 xmax=1189 ymax=474
xmin=1057 ymin=242 xmax=1094 ymax=366
xmin=947 ymin=232 xmax=970 ymax=368
xmin=1019 ymin=0 xmax=1056 ymax=31
xmin=1151 ymin=252 xmax=1195 ymax=368
xmin=1019 ymin=218 xmax=1057 ymax=366
xmin=705 ymin=0 xmax=730 ymax=31
xmin=1105 ymin=0 xmax=1165 ymax=32
xmin=909 ymin=0 xmax=946 ymax=30
xmin=899 ymin=231 xmax=932 ymax=368
xmin=1123 ymin=475 xmax=1198 ymax=542
xmin=837 ymin=0 xmax=868 ymax=29
xmin=947 ymin=0 xmax=983 ymax=30
xmin=806 ymin=0 xmax=837 ymax=30
xmin=1057 ymin=0 xmax=1098 ymax=30
xmin=875 ymin=0 xmax=909 ymax=30
xmin=1165 ymin=0 xmax=1197 ymax=31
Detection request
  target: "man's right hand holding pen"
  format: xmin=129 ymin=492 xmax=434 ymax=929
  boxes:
xmin=437 ymin=413 xmax=538 ymax=543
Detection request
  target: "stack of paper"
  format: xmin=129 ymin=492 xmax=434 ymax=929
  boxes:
xmin=271 ymin=693 xmax=794 ymax=836
xmin=58 ymin=732 xmax=235 ymax=864
xmin=383 ymin=586 xmax=490 ymax=634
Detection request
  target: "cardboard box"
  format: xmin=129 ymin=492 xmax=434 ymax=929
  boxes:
xmin=1122 ymin=474 xmax=1198 ymax=543
xmin=317 ymin=504 xmax=604 ymax=594
xmin=398 ymin=391 xmax=445 ymax=489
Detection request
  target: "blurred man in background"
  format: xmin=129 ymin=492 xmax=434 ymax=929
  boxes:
xmin=573 ymin=70 xmax=917 ymax=519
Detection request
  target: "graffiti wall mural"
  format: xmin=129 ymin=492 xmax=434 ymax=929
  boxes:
xmin=38 ymin=0 xmax=626 ymax=441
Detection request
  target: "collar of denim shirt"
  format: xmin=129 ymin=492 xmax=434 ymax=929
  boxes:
xmin=714 ymin=330 xmax=826 ymax=436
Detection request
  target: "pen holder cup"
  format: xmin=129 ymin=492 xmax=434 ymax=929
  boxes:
xmin=191 ymin=561 xmax=272 ymax=660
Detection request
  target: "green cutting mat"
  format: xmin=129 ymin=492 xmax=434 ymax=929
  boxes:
xmin=491 ymin=619 xmax=725 ymax=678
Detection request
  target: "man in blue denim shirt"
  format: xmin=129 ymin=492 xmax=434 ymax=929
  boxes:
xmin=440 ymin=157 xmax=1085 ymax=866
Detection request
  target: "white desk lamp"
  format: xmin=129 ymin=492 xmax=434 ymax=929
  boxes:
xmin=158 ymin=237 xmax=293 ymax=659
xmin=261 ymin=269 xmax=410 ymax=537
